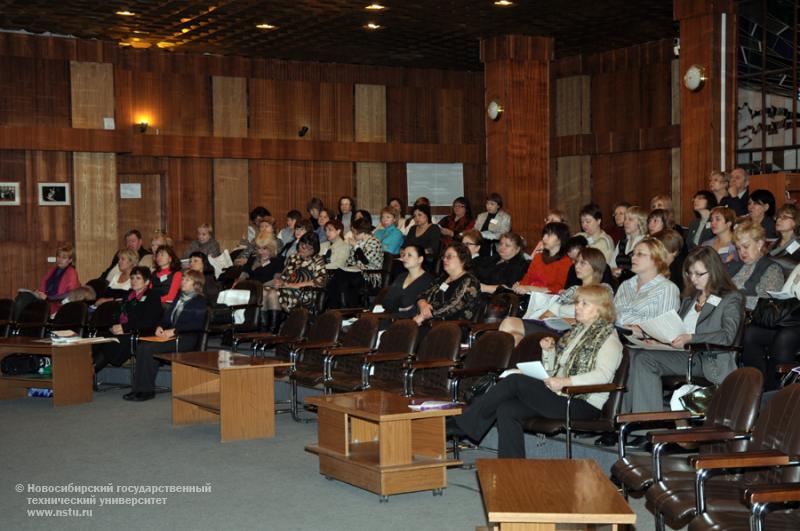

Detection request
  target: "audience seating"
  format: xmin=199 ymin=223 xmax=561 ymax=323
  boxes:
xmin=10 ymin=299 xmax=50 ymax=338
xmin=357 ymin=319 xmax=420 ymax=392
xmin=521 ymin=348 xmax=630 ymax=459
xmin=48 ymin=301 xmax=89 ymax=336
xmin=612 ymin=367 xmax=763 ymax=499
xmin=646 ymin=383 xmax=800 ymax=531
xmin=87 ymin=301 xmax=122 ymax=337
xmin=448 ymin=330 xmax=515 ymax=402
xmin=397 ymin=322 xmax=462 ymax=397
xmin=0 ymin=298 xmax=14 ymax=337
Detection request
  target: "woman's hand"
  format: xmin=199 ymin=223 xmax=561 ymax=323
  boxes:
xmin=480 ymin=283 xmax=498 ymax=294
xmin=110 ymin=324 xmax=123 ymax=335
xmin=440 ymin=227 xmax=454 ymax=237
xmin=234 ymin=257 xmax=247 ymax=267
xmin=412 ymin=314 xmax=426 ymax=326
xmin=417 ymin=300 xmax=434 ymax=319
xmin=539 ymin=336 xmax=555 ymax=350
xmin=158 ymin=328 xmax=176 ymax=339
xmin=34 ymin=290 xmax=47 ymax=300
xmin=544 ymin=376 xmax=571 ymax=393
xmin=627 ymin=324 xmax=644 ymax=339
xmin=671 ymin=334 xmax=692 ymax=349
xmin=154 ymin=326 xmax=166 ymax=338
xmin=611 ymin=267 xmax=622 ymax=278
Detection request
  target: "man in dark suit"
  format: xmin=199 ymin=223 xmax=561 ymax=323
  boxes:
xmin=97 ymin=229 xmax=152 ymax=281
xmin=722 ymin=167 xmax=750 ymax=216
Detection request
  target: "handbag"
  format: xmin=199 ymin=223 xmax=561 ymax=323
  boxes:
xmin=1 ymin=354 xmax=49 ymax=376
xmin=750 ymin=297 xmax=800 ymax=329
xmin=679 ymin=385 xmax=716 ymax=415
xmin=463 ymin=374 xmax=496 ymax=404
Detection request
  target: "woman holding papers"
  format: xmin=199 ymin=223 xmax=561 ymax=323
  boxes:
xmin=614 ymin=238 xmax=680 ymax=326
xmin=625 ymin=246 xmax=745 ymax=412
xmin=447 ymin=285 xmax=622 ymax=458
xmin=741 ymin=262 xmax=800 ymax=390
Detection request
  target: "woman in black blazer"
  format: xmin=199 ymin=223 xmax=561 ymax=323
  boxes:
xmin=124 ymin=270 xmax=207 ymax=402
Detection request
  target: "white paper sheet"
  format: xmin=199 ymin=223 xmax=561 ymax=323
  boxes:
xmin=522 ymin=292 xmax=557 ymax=320
xmin=516 ymin=361 xmax=550 ymax=380
xmin=639 ymin=310 xmax=686 ymax=344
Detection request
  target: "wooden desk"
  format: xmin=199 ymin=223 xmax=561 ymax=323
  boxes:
xmin=156 ymin=351 xmax=291 ymax=443
xmin=0 ymin=337 xmax=94 ymax=407
xmin=477 ymin=459 xmax=636 ymax=531
xmin=305 ymin=390 xmax=462 ymax=501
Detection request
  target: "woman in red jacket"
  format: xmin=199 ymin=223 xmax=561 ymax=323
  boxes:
xmin=35 ymin=243 xmax=80 ymax=315
xmin=513 ymin=222 xmax=572 ymax=295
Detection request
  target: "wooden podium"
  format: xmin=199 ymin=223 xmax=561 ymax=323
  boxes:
xmin=305 ymin=390 xmax=462 ymax=501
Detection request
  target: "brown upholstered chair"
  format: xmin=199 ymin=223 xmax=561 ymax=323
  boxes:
xmin=48 ymin=301 xmax=89 ymax=336
xmin=520 ymin=348 xmax=630 ymax=458
xmin=466 ymin=292 xmax=521 ymax=344
xmin=0 ymin=298 xmax=14 ymax=337
xmin=326 ymin=318 xmax=417 ymax=393
xmin=87 ymin=300 xmax=122 ymax=337
xmin=400 ymin=322 xmax=462 ymax=397
xmin=234 ymin=307 xmax=309 ymax=358
xmin=448 ymin=330 xmax=515 ymax=402
xmin=10 ymin=299 xmax=50 ymax=338
xmin=646 ymin=383 xmax=800 ymax=531
xmin=611 ymin=368 xmax=763 ymax=499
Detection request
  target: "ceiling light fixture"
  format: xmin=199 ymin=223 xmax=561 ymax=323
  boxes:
xmin=364 ymin=22 xmax=382 ymax=30
xmin=493 ymin=0 xmax=514 ymax=6
xmin=115 ymin=10 xmax=136 ymax=16
xmin=256 ymin=23 xmax=277 ymax=30
xmin=365 ymin=3 xmax=386 ymax=10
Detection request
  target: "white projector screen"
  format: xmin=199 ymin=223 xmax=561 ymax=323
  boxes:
xmin=406 ymin=163 xmax=464 ymax=206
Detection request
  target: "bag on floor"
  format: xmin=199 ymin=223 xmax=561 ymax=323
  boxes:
xmin=1 ymin=354 xmax=49 ymax=376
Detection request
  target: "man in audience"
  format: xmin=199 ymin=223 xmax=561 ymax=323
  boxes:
xmin=725 ymin=167 xmax=750 ymax=216
xmin=98 ymin=229 xmax=151 ymax=280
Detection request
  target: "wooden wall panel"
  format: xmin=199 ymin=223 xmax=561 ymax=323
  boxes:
xmin=165 ymin=158 xmax=213 ymax=249
xmin=354 ymin=84 xmax=387 ymax=143
xmin=212 ymin=76 xmax=247 ymax=138
xmin=70 ymin=62 xmax=114 ymax=129
xmin=0 ymin=56 xmax=70 ymax=127
xmin=592 ymin=149 xmax=673 ymax=219
xmin=213 ymin=159 xmax=249 ymax=250
xmin=554 ymin=156 xmax=591 ymax=229
xmin=355 ymin=163 xmax=387 ymax=215
xmin=73 ymin=152 xmax=117 ymax=282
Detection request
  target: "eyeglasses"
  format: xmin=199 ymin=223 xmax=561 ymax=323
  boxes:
xmin=777 ymin=214 xmax=795 ymax=221
xmin=687 ymin=271 xmax=708 ymax=279
xmin=464 ymin=242 xmax=480 ymax=247
xmin=632 ymin=251 xmax=651 ymax=258
xmin=442 ymin=254 xmax=459 ymax=260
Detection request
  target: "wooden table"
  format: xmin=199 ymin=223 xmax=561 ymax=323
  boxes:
xmin=477 ymin=459 xmax=635 ymax=531
xmin=305 ymin=390 xmax=462 ymax=501
xmin=0 ymin=337 xmax=94 ymax=407
xmin=156 ymin=351 xmax=291 ymax=443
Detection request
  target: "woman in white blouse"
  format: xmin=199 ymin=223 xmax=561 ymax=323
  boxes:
xmin=578 ymin=203 xmax=614 ymax=262
xmin=614 ymin=237 xmax=680 ymax=326
xmin=610 ymin=206 xmax=647 ymax=283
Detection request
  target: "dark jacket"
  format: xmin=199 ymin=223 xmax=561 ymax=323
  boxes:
xmin=161 ymin=295 xmax=207 ymax=351
xmin=472 ymin=252 xmax=528 ymax=288
xmin=382 ymin=272 xmax=435 ymax=318
xmin=119 ymin=289 xmax=163 ymax=335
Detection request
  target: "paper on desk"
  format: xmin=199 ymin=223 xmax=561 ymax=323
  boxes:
xmin=522 ymin=292 xmax=557 ymax=320
xmin=627 ymin=335 xmax=684 ymax=352
xmin=639 ymin=310 xmax=686 ymax=344
xmin=408 ymin=400 xmax=457 ymax=411
xmin=767 ymin=290 xmax=795 ymax=300
xmin=516 ymin=361 xmax=550 ymax=380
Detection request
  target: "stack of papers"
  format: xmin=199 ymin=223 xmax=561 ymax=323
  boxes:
xmin=499 ymin=361 xmax=549 ymax=380
xmin=408 ymin=401 xmax=458 ymax=411
xmin=640 ymin=310 xmax=686 ymax=344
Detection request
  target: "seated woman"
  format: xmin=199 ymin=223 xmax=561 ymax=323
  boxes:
xmin=610 ymin=206 xmax=647 ymax=284
xmin=381 ymin=244 xmax=435 ymax=318
xmin=262 ymin=232 xmax=327 ymax=318
xmin=236 ymin=236 xmax=284 ymax=285
xmin=578 ymin=203 xmax=614 ymax=262
xmin=280 ymin=218 xmax=313 ymax=258
xmin=123 ymin=270 xmax=207 ymax=402
xmin=473 ymin=232 xmax=529 ymax=294
xmin=438 ymin=196 xmax=475 ymax=248
xmin=686 ymin=191 xmax=717 ymax=250
xmin=182 ymin=223 xmax=221 ymax=259
xmin=474 ymin=193 xmax=512 ymax=255
xmin=188 ymin=251 xmax=221 ymax=303
xmin=413 ymin=243 xmax=482 ymax=326
xmin=728 ymin=221 xmax=784 ymax=310
xmin=34 ymin=243 xmax=80 ymax=316
xmin=278 ymin=210 xmax=303 ymax=250
xmin=447 ymin=285 xmax=623 ymax=458
xmin=320 ymin=219 xmax=351 ymax=272
xmin=500 ymin=247 xmax=611 ymax=344
xmin=97 ymin=249 xmax=139 ymax=302
xmin=92 ymin=266 xmax=162 ymax=373
xmin=768 ymin=203 xmax=800 ymax=273
xmin=337 ymin=195 xmax=356 ymax=235
xmin=315 ymin=208 xmax=334 ymax=244
xmin=138 ymin=231 xmax=172 ymax=271
xmin=373 ymin=207 xmax=404 ymax=255
xmin=327 ymin=218 xmax=383 ymax=309
xmin=403 ymin=203 xmax=441 ymax=272
xmin=747 ymin=189 xmax=777 ymax=239
xmin=237 ymin=216 xmax=285 ymax=264
xmin=388 ymin=196 xmax=413 ymax=235
xmin=741 ymin=262 xmax=800 ymax=390
xmin=647 ymin=208 xmax=670 ymax=236
xmin=702 ymin=206 xmax=738 ymax=263
xmin=614 ymin=238 xmax=680 ymax=326
xmin=656 ymin=229 xmax=686 ymax=293
xmin=150 ymin=245 xmax=182 ymax=305
xmin=513 ymin=222 xmax=572 ymax=295
xmin=608 ymin=202 xmax=629 ymax=244
xmin=625 ymin=246 xmax=744 ymax=413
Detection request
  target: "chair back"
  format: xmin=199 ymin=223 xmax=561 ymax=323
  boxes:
xmin=415 ymin=322 xmax=462 ymax=393
xmin=461 ymin=330 xmax=515 ymax=371
xmin=380 ymin=252 xmax=397 ymax=288
xmin=0 ymin=298 xmax=13 ymax=337
xmin=370 ymin=319 xmax=419 ymax=385
xmin=484 ymin=292 xmax=521 ymax=323
xmin=12 ymin=291 xmax=39 ymax=321
xmin=595 ymin=347 xmax=630 ymax=426
xmin=372 ymin=286 xmax=390 ymax=308
xmin=88 ymin=301 xmax=122 ymax=337
xmin=273 ymin=308 xmax=310 ymax=361
xmin=14 ymin=299 xmax=50 ymax=337
xmin=329 ymin=316 xmax=380 ymax=377
xmin=50 ymin=301 xmax=89 ymax=336
xmin=508 ymin=334 xmax=545 ymax=366
xmin=746 ymin=383 xmax=800 ymax=485
xmin=701 ymin=367 xmax=763 ymax=453
xmin=307 ymin=310 xmax=342 ymax=344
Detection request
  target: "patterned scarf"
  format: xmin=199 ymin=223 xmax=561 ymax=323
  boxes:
xmin=553 ymin=318 xmax=614 ymax=398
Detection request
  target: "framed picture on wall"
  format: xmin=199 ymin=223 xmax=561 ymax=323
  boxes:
xmin=38 ymin=182 xmax=71 ymax=206
xmin=0 ymin=182 xmax=21 ymax=206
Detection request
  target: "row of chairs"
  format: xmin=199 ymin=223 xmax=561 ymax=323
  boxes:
xmin=0 ymin=297 xmax=99 ymax=339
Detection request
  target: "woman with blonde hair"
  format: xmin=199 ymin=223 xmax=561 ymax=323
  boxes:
xmin=98 ymin=248 xmax=140 ymax=302
xmin=448 ymin=284 xmax=623 ymax=458
xmin=614 ymin=237 xmax=680 ymax=326
xmin=729 ymin=221 xmax=784 ymax=309
xmin=610 ymin=206 xmax=647 ymax=282
xmin=183 ymin=223 xmax=220 ymax=259
xmin=34 ymin=243 xmax=80 ymax=315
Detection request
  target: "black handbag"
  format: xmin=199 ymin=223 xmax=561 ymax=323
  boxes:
xmin=463 ymin=374 xmax=497 ymax=404
xmin=750 ymin=297 xmax=800 ymax=329
xmin=1 ymin=354 xmax=49 ymax=376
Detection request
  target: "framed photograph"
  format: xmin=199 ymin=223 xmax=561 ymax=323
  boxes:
xmin=38 ymin=182 xmax=71 ymax=206
xmin=0 ymin=182 xmax=20 ymax=206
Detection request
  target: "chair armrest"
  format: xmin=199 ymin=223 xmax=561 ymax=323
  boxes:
xmin=405 ymin=358 xmax=459 ymax=370
xmin=688 ymin=343 xmax=743 ymax=353
xmin=228 ymin=302 xmax=261 ymax=311
xmin=616 ymin=410 xmax=696 ymax=424
xmin=563 ymin=383 xmax=623 ymax=395
xmin=431 ymin=319 xmax=472 ymax=328
xmin=469 ymin=322 xmax=500 ymax=333
xmin=298 ymin=340 xmax=339 ymax=351
xmin=745 ymin=483 xmax=800 ymax=505
xmin=334 ymin=308 xmax=365 ymax=317
xmin=450 ymin=367 xmax=501 ymax=378
xmin=689 ymin=450 xmax=790 ymax=470
xmin=325 ymin=346 xmax=376 ymax=358
xmin=648 ymin=426 xmax=740 ymax=444
xmin=777 ymin=363 xmax=798 ymax=375
xmin=359 ymin=311 xmax=397 ymax=321
xmin=364 ymin=351 xmax=412 ymax=363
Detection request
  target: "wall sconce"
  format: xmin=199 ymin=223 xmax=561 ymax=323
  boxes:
xmin=298 ymin=125 xmax=309 ymax=138
xmin=137 ymin=121 xmax=149 ymax=133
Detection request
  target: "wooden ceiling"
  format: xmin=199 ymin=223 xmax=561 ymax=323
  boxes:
xmin=0 ymin=0 xmax=676 ymax=70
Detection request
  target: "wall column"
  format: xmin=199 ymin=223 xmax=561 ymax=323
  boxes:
xmin=675 ymin=0 xmax=736 ymax=224
xmin=481 ymin=35 xmax=553 ymax=245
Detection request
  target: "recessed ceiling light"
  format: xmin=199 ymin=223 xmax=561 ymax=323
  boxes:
xmin=256 ymin=23 xmax=277 ymax=30
xmin=156 ymin=41 xmax=176 ymax=48
xmin=364 ymin=22 xmax=383 ymax=30
xmin=115 ymin=10 xmax=136 ymax=16
xmin=365 ymin=3 xmax=386 ymax=10
xmin=181 ymin=28 xmax=190 ymax=33
xmin=494 ymin=0 xmax=514 ymax=6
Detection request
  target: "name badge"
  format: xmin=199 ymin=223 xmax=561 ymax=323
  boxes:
xmin=439 ymin=282 xmax=450 ymax=292
xmin=787 ymin=240 xmax=800 ymax=254
xmin=159 ymin=274 xmax=168 ymax=282
xmin=705 ymin=222 xmax=711 ymax=229
xmin=140 ymin=296 xmax=147 ymax=301
xmin=489 ymin=218 xmax=498 ymax=225
xmin=717 ymin=247 xmax=729 ymax=255
xmin=707 ymin=295 xmax=721 ymax=306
